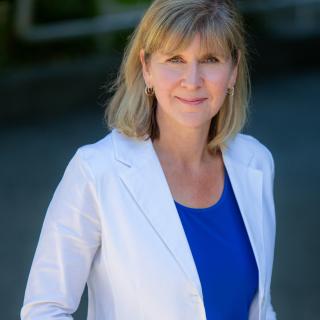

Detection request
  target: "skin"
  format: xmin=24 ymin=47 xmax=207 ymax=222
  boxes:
xmin=140 ymin=34 xmax=239 ymax=208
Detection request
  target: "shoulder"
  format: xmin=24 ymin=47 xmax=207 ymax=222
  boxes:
xmin=77 ymin=131 xmax=113 ymax=159
xmin=70 ymin=131 xmax=115 ymax=179
xmin=225 ymin=133 xmax=274 ymax=173
xmin=229 ymin=133 xmax=273 ymax=159
xmin=71 ymin=129 xmax=147 ymax=178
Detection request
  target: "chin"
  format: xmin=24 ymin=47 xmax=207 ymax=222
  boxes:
xmin=175 ymin=116 xmax=212 ymax=131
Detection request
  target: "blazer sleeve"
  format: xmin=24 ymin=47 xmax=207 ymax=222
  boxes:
xmin=265 ymin=149 xmax=277 ymax=320
xmin=21 ymin=149 xmax=101 ymax=319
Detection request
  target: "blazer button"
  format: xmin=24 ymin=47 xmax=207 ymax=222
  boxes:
xmin=190 ymin=293 xmax=201 ymax=303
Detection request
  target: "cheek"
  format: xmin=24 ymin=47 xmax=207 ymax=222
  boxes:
xmin=152 ymin=66 xmax=182 ymax=89
xmin=203 ymin=68 xmax=232 ymax=89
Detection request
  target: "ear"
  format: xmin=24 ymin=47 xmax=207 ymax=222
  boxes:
xmin=140 ymin=49 xmax=152 ymax=87
xmin=228 ymin=49 xmax=241 ymax=88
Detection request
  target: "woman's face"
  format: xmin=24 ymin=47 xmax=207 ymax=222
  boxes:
xmin=140 ymin=34 xmax=239 ymax=132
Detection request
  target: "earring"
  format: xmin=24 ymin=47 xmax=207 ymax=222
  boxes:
xmin=227 ymin=87 xmax=234 ymax=97
xmin=145 ymin=85 xmax=154 ymax=96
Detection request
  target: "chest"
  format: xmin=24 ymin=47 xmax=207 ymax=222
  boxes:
xmin=160 ymin=156 xmax=225 ymax=208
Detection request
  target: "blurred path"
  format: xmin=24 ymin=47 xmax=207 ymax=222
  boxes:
xmin=249 ymin=69 xmax=320 ymax=320
xmin=0 ymin=68 xmax=319 ymax=319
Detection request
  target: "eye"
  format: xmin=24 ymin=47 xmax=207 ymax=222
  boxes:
xmin=167 ymin=56 xmax=184 ymax=63
xmin=201 ymin=56 xmax=219 ymax=63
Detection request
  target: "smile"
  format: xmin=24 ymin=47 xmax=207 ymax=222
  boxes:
xmin=176 ymin=96 xmax=208 ymax=105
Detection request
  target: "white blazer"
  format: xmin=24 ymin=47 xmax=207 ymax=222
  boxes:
xmin=21 ymin=129 xmax=277 ymax=320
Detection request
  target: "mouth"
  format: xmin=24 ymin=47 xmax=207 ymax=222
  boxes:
xmin=176 ymin=96 xmax=208 ymax=105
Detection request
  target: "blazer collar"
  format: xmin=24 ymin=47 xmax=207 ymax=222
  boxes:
xmin=112 ymin=130 xmax=265 ymax=301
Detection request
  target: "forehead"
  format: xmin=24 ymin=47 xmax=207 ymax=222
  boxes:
xmin=158 ymin=33 xmax=228 ymax=57
xmin=150 ymin=30 xmax=231 ymax=58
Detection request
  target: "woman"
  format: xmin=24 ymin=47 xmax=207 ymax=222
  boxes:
xmin=21 ymin=0 xmax=277 ymax=319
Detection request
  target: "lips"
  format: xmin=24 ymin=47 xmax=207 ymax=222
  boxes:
xmin=176 ymin=96 xmax=207 ymax=105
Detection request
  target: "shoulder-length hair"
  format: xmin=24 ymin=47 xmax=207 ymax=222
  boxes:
xmin=105 ymin=0 xmax=250 ymax=153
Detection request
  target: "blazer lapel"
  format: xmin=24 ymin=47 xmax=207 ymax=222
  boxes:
xmin=112 ymin=130 xmax=203 ymax=299
xmin=222 ymin=146 xmax=266 ymax=300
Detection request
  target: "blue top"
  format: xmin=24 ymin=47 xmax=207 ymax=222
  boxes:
xmin=174 ymin=167 xmax=258 ymax=320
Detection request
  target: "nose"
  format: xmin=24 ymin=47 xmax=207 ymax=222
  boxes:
xmin=181 ymin=62 xmax=203 ymax=89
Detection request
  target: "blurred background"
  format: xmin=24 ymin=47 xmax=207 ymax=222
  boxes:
xmin=0 ymin=0 xmax=319 ymax=319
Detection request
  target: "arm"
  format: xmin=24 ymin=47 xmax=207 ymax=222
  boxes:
xmin=21 ymin=150 xmax=101 ymax=319
xmin=265 ymin=149 xmax=277 ymax=320
xmin=266 ymin=291 xmax=277 ymax=320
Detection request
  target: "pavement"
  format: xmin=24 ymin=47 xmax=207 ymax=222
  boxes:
xmin=0 ymin=66 xmax=319 ymax=319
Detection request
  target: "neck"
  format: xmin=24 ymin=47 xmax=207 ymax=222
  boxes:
xmin=152 ymin=112 xmax=215 ymax=170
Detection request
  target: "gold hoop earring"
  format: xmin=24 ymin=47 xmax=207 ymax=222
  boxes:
xmin=145 ymin=85 xmax=154 ymax=96
xmin=227 ymin=87 xmax=234 ymax=97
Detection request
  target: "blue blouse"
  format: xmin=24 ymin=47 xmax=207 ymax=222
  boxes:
xmin=174 ymin=167 xmax=258 ymax=320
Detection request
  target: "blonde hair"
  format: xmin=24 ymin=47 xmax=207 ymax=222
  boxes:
xmin=105 ymin=0 xmax=250 ymax=152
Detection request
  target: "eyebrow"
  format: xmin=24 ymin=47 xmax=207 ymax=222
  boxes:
xmin=163 ymin=52 xmax=224 ymax=59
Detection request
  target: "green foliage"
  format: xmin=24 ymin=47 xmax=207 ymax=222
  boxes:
xmin=117 ymin=0 xmax=150 ymax=4
xmin=34 ymin=0 xmax=98 ymax=23
xmin=0 ymin=1 xmax=9 ymax=68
